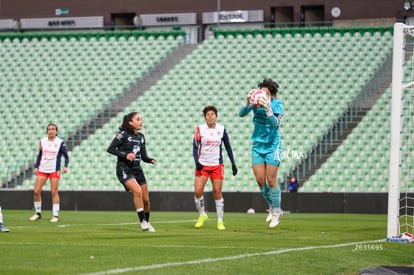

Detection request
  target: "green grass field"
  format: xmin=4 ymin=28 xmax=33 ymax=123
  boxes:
xmin=1 ymin=210 xmax=413 ymax=275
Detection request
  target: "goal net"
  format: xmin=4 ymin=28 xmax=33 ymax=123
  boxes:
xmin=387 ymin=23 xmax=414 ymax=240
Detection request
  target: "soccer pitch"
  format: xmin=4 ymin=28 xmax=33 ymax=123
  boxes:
xmin=1 ymin=210 xmax=413 ymax=275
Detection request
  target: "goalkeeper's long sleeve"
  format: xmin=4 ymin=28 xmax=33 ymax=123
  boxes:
xmin=266 ymin=99 xmax=283 ymax=128
xmin=239 ymin=105 xmax=253 ymax=117
xmin=266 ymin=111 xmax=280 ymax=128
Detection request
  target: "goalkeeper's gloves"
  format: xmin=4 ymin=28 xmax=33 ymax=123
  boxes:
xmin=232 ymin=164 xmax=238 ymax=176
xmin=195 ymin=161 xmax=203 ymax=171
xmin=245 ymin=89 xmax=255 ymax=107
xmin=259 ymin=95 xmax=273 ymax=116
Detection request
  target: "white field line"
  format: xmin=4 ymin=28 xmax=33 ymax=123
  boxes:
xmin=4 ymin=219 xmax=195 ymax=229
xmin=57 ymin=219 xmax=196 ymax=228
xmin=0 ymin=219 xmax=196 ymax=246
xmin=79 ymin=239 xmax=386 ymax=275
xmin=0 ymin=241 xmax=259 ymax=250
xmin=0 ymin=240 xmax=260 ymax=250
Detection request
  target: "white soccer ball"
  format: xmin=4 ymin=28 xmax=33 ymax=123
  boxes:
xmin=249 ymin=89 xmax=267 ymax=108
xmin=401 ymin=232 xmax=414 ymax=242
xmin=246 ymin=208 xmax=255 ymax=214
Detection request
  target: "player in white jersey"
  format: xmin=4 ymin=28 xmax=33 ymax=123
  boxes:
xmin=193 ymin=106 xmax=237 ymax=230
xmin=0 ymin=206 xmax=10 ymax=232
xmin=29 ymin=123 xmax=69 ymax=223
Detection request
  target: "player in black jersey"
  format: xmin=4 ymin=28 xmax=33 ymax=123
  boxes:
xmin=107 ymin=112 xmax=157 ymax=232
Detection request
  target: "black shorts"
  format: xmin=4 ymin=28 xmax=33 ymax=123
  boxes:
xmin=116 ymin=164 xmax=147 ymax=191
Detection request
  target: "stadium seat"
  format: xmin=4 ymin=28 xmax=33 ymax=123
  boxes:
xmin=1 ymin=27 xmax=396 ymax=192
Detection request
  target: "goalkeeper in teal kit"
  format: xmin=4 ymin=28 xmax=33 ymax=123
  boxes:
xmin=239 ymin=78 xmax=284 ymax=228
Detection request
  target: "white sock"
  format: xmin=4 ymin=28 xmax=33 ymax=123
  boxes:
xmin=268 ymin=206 xmax=274 ymax=214
xmin=0 ymin=206 xmax=3 ymax=223
xmin=274 ymin=207 xmax=282 ymax=213
xmin=194 ymin=196 xmax=205 ymax=216
xmin=52 ymin=204 xmax=60 ymax=217
xmin=215 ymin=198 xmax=224 ymax=223
xmin=34 ymin=201 xmax=42 ymax=213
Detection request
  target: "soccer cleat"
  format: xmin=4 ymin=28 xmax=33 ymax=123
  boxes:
xmin=29 ymin=213 xmax=41 ymax=221
xmin=217 ymin=222 xmax=226 ymax=231
xmin=147 ymin=222 xmax=156 ymax=232
xmin=0 ymin=223 xmax=10 ymax=232
xmin=50 ymin=216 xmax=59 ymax=223
xmin=140 ymin=220 xmax=149 ymax=231
xmin=269 ymin=210 xmax=283 ymax=228
xmin=195 ymin=214 xmax=208 ymax=229
xmin=265 ymin=208 xmax=273 ymax=223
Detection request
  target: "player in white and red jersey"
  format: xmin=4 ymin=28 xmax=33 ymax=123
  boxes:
xmin=193 ymin=106 xmax=237 ymax=230
xmin=29 ymin=123 xmax=69 ymax=223
xmin=0 ymin=206 xmax=10 ymax=232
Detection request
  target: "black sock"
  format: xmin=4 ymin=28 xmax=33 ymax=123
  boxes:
xmin=137 ymin=210 xmax=145 ymax=223
xmin=144 ymin=212 xmax=150 ymax=222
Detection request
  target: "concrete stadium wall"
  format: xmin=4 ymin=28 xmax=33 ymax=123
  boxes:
xmin=0 ymin=0 xmax=403 ymax=25
xmin=0 ymin=190 xmax=396 ymax=214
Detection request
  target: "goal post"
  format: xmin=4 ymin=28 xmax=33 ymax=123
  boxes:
xmin=387 ymin=22 xmax=414 ymax=239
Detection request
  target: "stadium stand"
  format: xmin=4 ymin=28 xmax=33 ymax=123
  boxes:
xmin=0 ymin=30 xmax=185 ymax=187
xmin=303 ymin=87 xmax=393 ymax=192
xmin=2 ymin=26 xmax=396 ymax=192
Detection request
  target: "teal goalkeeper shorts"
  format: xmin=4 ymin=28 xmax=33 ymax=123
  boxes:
xmin=251 ymin=141 xmax=282 ymax=166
